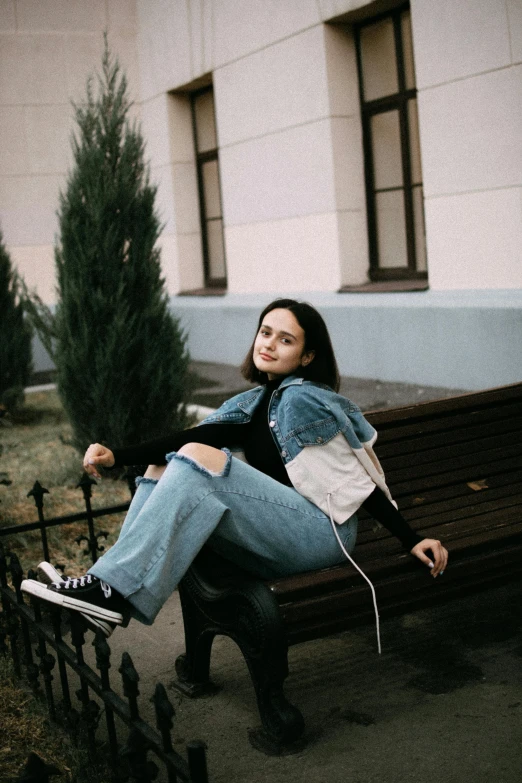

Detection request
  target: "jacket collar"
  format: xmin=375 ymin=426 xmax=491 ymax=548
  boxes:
xmin=235 ymin=375 xmax=304 ymax=416
xmin=278 ymin=375 xmax=305 ymax=389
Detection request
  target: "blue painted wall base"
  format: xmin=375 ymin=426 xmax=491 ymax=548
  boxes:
xmin=171 ymin=290 xmax=522 ymax=391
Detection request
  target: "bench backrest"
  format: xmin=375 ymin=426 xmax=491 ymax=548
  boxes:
xmin=361 ymin=382 xmax=522 ymax=558
xmin=269 ymin=384 xmax=522 ymax=641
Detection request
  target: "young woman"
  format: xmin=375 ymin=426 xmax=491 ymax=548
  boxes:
xmin=22 ymin=299 xmax=448 ymax=643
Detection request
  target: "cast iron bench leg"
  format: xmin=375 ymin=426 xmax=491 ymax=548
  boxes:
xmin=175 ymin=571 xmax=305 ymax=752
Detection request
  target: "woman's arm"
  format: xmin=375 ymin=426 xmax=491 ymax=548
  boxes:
xmin=82 ymin=422 xmax=247 ymax=479
xmin=361 ymin=487 xmax=448 ymax=577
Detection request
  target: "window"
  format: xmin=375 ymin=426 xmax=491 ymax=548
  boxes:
xmin=355 ymin=5 xmax=427 ymax=282
xmin=191 ymin=86 xmax=227 ymax=288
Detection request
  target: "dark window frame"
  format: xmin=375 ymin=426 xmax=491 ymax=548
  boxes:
xmin=354 ymin=3 xmax=427 ymax=282
xmin=190 ymin=85 xmax=227 ymax=289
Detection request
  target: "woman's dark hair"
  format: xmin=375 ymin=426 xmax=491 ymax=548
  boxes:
xmin=240 ymin=298 xmax=340 ymax=392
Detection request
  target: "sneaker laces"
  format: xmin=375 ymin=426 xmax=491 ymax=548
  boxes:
xmin=51 ymin=574 xmax=112 ymax=598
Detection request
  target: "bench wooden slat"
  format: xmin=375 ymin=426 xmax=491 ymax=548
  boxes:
xmin=354 ymin=484 xmax=522 ymax=547
xmin=374 ymin=404 xmax=522 ymax=444
xmin=379 ymin=427 xmax=521 ymax=472
xmin=403 ymin=481 xmax=522 ymax=522
xmin=384 ymin=441 xmax=521 ymax=485
xmin=387 ymin=453 xmax=522 ymax=498
xmin=280 ymin=539 xmax=522 ymax=618
xmin=283 ymin=544 xmax=522 ymax=644
xmin=389 ymin=471 xmax=522 ymax=513
xmin=270 ymin=522 xmax=522 ymax=602
xmin=356 ymin=506 xmax=522 ymax=563
xmin=366 ymin=383 xmax=522 ymax=429
xmin=376 ymin=412 xmax=522 ymax=459
xmin=372 ymin=400 xmax=522 ymax=447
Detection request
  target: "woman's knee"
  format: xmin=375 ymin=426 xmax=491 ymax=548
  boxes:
xmin=143 ymin=464 xmax=167 ymax=480
xmin=177 ymin=442 xmax=227 ymax=473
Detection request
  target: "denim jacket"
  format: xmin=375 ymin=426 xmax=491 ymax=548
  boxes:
xmin=200 ymin=376 xmax=395 ymax=524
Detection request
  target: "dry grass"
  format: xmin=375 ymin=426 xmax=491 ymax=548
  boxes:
xmin=0 ymin=656 xmax=111 ymax=783
xmin=0 ymin=391 xmax=131 ymax=782
xmin=0 ymin=389 xmax=130 ymax=575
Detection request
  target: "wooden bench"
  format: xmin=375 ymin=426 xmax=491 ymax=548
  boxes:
xmin=173 ymin=382 xmax=522 ymax=752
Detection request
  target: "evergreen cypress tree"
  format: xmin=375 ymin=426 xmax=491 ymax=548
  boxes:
xmin=0 ymin=227 xmax=33 ymax=411
xmin=54 ymin=40 xmax=189 ymax=451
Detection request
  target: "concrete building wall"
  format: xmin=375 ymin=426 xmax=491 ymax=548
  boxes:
xmin=135 ymin=1 xmax=370 ymax=295
xmin=0 ymin=0 xmax=140 ymax=302
xmin=1 ymin=0 xmax=521 ymax=389
xmin=412 ymin=0 xmax=522 ymax=290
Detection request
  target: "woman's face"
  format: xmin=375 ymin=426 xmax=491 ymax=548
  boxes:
xmin=253 ymin=308 xmax=314 ymax=380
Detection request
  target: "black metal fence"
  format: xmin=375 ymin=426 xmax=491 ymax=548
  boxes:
xmin=0 ymin=473 xmax=210 ymax=782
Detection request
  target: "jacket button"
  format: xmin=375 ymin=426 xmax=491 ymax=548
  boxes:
xmin=269 ymin=420 xmax=276 ymax=427
xmin=281 ymin=450 xmax=287 ymax=457
xmin=316 ymin=436 xmax=323 ymax=443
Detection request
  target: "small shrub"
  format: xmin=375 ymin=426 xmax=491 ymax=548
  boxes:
xmin=0 ymin=227 xmax=33 ymax=411
xmin=22 ymin=38 xmax=190 ymax=453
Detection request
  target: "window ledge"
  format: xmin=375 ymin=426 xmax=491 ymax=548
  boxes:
xmin=177 ymin=287 xmax=227 ymax=297
xmin=339 ymin=280 xmax=429 ymax=293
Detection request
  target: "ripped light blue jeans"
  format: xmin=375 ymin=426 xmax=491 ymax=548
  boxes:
xmin=89 ymin=449 xmax=358 ymax=625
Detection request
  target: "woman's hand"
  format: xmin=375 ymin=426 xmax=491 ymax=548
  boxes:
xmin=83 ymin=443 xmax=115 ymax=479
xmin=410 ymin=538 xmax=448 ymax=578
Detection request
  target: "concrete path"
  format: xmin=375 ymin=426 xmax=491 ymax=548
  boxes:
xmin=190 ymin=361 xmax=469 ymax=411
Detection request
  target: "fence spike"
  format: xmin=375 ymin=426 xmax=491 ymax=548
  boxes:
xmin=27 ymin=480 xmax=49 ymax=507
xmin=35 ymin=645 xmax=56 ymax=721
xmin=92 ymin=631 xmax=119 ymax=768
xmin=15 ymin=751 xmax=60 ymax=783
xmin=153 ymin=682 xmax=175 ymax=725
xmin=27 ymin=480 xmax=50 ymax=561
xmin=152 ymin=683 xmax=175 ymax=756
xmin=94 ymin=628 xmax=112 ymax=674
xmin=77 ymin=471 xmax=97 ymax=496
xmin=77 ymin=472 xmax=103 ymax=563
xmin=120 ymin=651 xmax=140 ymax=720
xmin=0 ymin=611 xmax=8 ymax=655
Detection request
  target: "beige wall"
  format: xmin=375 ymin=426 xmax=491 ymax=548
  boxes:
xmin=412 ymin=0 xmax=522 ymax=289
xmin=136 ymin=0 xmax=371 ymax=294
xmin=0 ymin=0 xmax=140 ymax=303
xmin=1 ymin=0 xmax=521 ymax=302
xmin=215 ymin=24 xmax=367 ymax=293
xmin=135 ymin=0 xmax=522 ymax=295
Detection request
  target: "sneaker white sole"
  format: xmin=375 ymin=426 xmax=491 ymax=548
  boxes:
xmin=21 ymin=579 xmax=123 ymax=625
xmin=32 ymin=569 xmax=115 ymax=638
xmin=36 ymin=561 xmax=65 ymax=585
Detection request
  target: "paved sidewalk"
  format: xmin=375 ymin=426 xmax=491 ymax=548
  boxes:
xmin=190 ymin=361 xmax=469 ymax=411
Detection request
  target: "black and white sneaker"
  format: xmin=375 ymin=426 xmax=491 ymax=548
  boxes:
xmin=30 ymin=562 xmax=116 ymax=638
xmin=21 ymin=572 xmax=128 ymax=630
